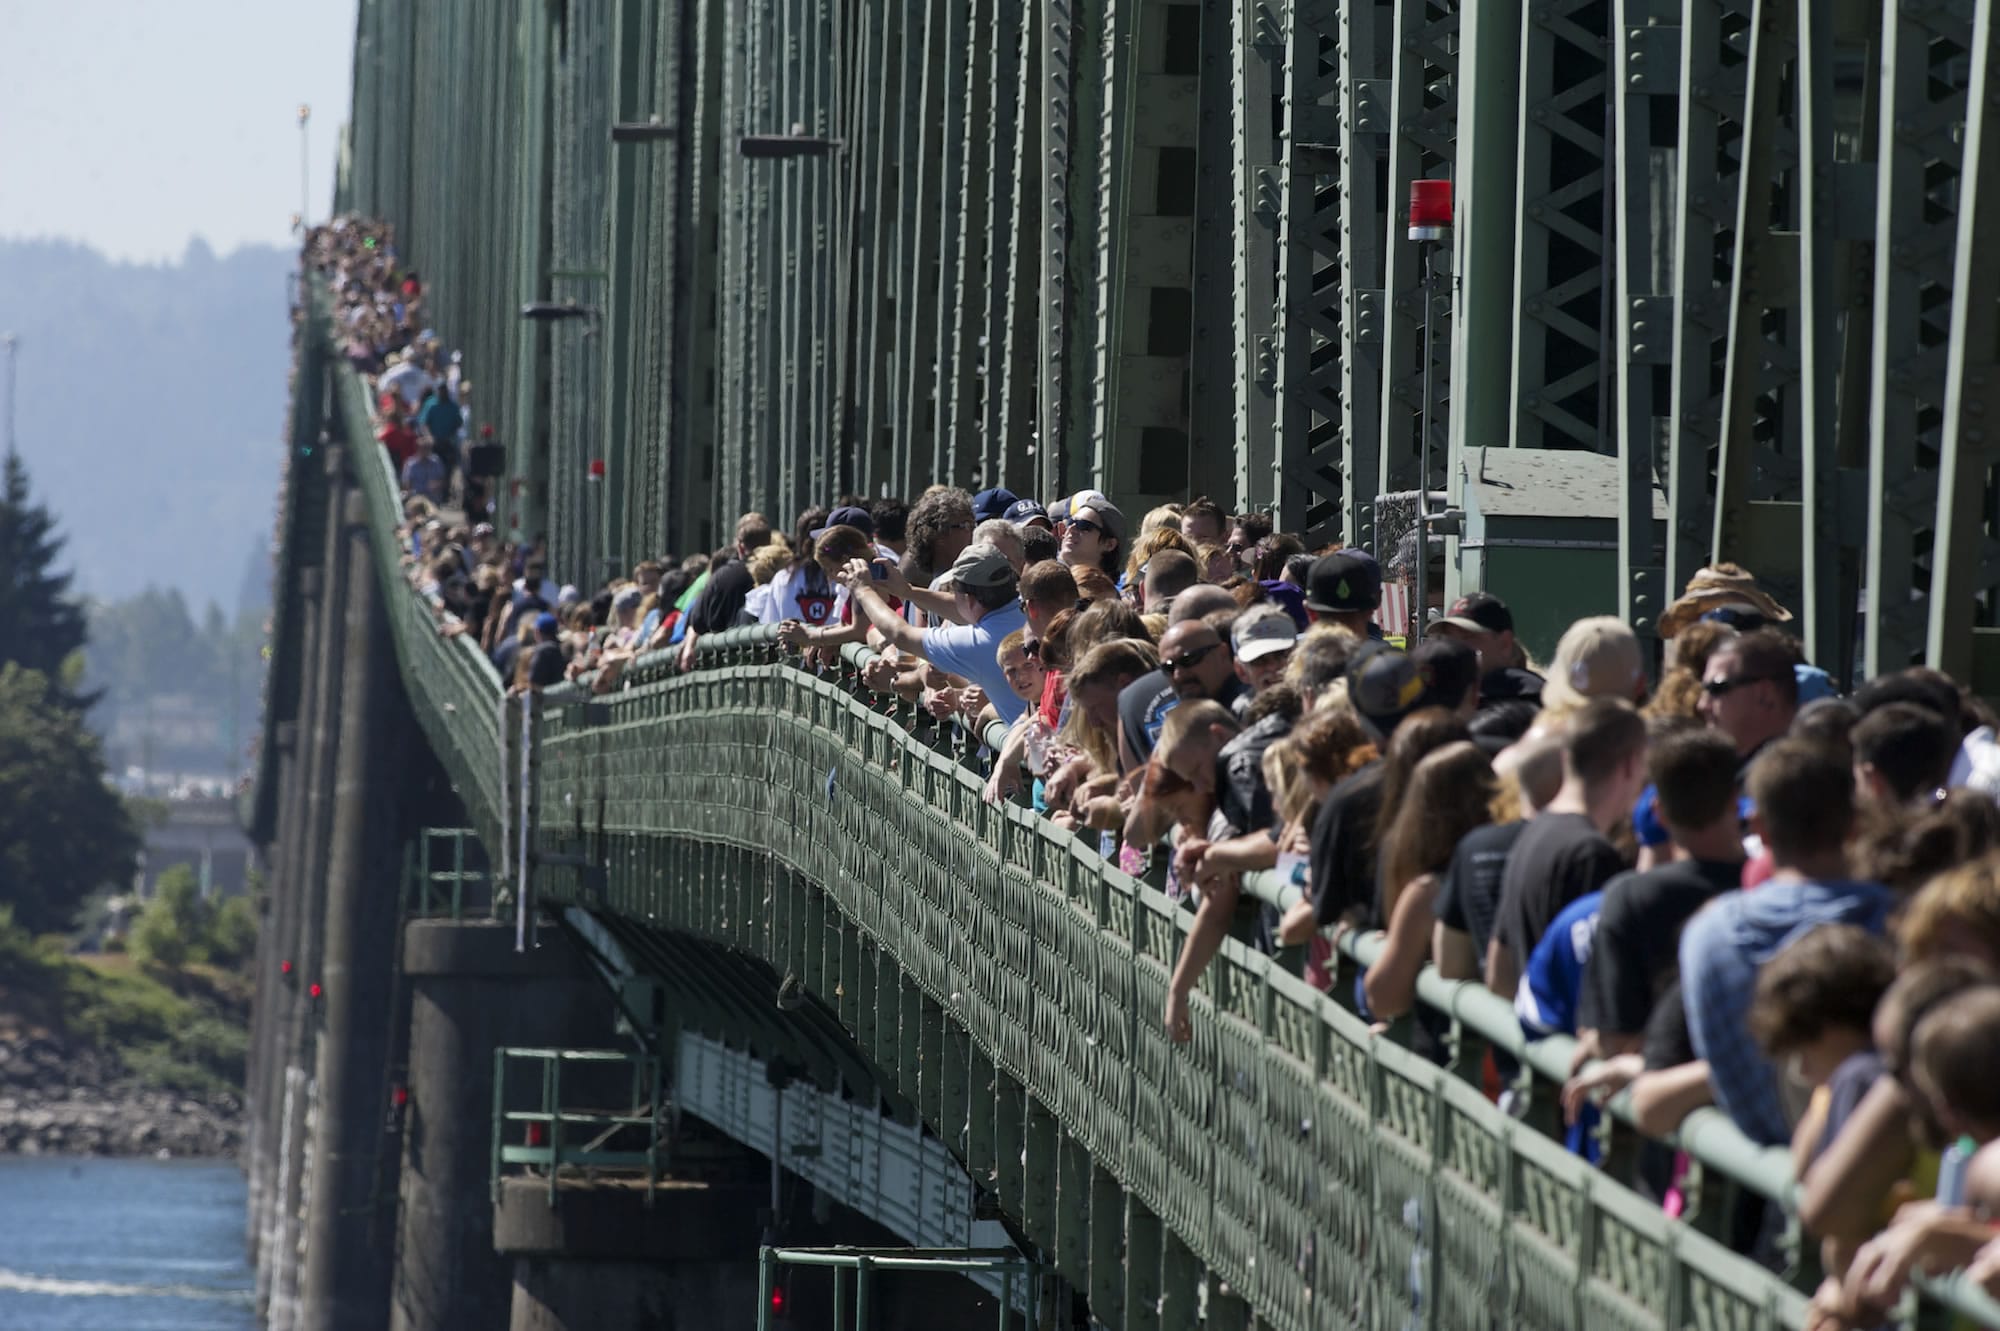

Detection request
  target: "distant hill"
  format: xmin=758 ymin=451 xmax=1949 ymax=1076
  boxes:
xmin=0 ymin=237 xmax=293 ymax=612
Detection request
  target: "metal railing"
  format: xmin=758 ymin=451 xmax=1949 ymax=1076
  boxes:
xmin=298 ymin=396 xmax=1999 ymax=1326
xmin=402 ymin=827 xmax=493 ymax=921
xmin=491 ymin=1047 xmax=668 ymax=1206
xmin=756 ymin=1247 xmax=1047 ymax=1331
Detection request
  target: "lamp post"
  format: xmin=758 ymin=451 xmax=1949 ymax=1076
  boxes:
xmin=1407 ymin=180 xmax=1460 ymax=636
xmin=297 ymin=104 xmax=311 ymax=230
xmin=1 ymin=333 xmax=17 ymax=461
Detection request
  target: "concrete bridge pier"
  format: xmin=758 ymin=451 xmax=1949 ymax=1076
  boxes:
xmin=389 ymin=922 xmax=610 ymax=1331
xmin=298 ymin=483 xmax=419 ymax=1331
xmin=266 ymin=448 xmax=353 ymax=1331
xmin=493 ymin=1177 xmax=766 ymax=1331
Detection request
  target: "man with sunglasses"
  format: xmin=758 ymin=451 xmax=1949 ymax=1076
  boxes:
xmin=1697 ymin=629 xmax=1801 ymax=762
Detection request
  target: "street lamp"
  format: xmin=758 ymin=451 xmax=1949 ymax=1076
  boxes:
xmin=1407 ymin=179 xmax=1462 ymax=636
xmin=297 ymin=104 xmax=311 ymax=231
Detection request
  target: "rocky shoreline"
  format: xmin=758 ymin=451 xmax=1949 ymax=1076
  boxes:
xmin=0 ymin=1036 xmax=241 ymax=1159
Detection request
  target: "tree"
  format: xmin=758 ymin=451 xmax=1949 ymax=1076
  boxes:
xmin=0 ymin=663 xmax=140 ymax=933
xmin=0 ymin=452 xmax=90 ymax=701
xmin=130 ymin=866 xmax=209 ymax=970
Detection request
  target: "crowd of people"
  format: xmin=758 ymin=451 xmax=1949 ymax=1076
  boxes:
xmin=307 ymin=214 xmax=2000 ymax=1320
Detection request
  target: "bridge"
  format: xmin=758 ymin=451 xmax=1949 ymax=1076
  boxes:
xmin=241 ymin=0 xmax=2000 ymax=1328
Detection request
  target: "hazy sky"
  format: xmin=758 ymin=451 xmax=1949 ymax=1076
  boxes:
xmin=0 ymin=1 xmax=358 ymax=262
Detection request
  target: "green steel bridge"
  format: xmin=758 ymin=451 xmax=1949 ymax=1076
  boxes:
xmin=243 ymin=0 xmax=2000 ymax=1327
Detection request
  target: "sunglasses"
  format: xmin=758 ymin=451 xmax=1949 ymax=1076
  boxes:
xmin=1022 ymin=640 xmax=1042 ymax=660
xmin=1165 ymin=642 xmax=1219 ymax=673
xmin=1067 ymin=517 xmax=1105 ymax=537
xmin=1701 ymin=673 xmax=1778 ymax=698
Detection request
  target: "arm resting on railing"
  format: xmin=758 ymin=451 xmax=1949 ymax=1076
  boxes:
xmin=1362 ymin=874 xmax=1440 ymax=1023
xmin=1800 ymin=1075 xmax=1920 ymax=1246
xmin=1627 ymin=1060 xmax=1716 ymax=1138
xmin=1166 ymin=876 xmax=1241 ymax=1044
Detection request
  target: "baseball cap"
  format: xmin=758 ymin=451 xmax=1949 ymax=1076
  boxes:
xmin=534 ymin=612 xmax=560 ymax=636
xmin=1050 ymin=488 xmax=1124 ymax=532
xmin=1304 ymin=550 xmax=1382 ymax=615
xmin=1346 ymin=641 xmax=1431 ymax=739
xmin=1434 ymin=591 xmax=1513 ymax=636
xmin=613 ymin=586 xmax=644 ymax=611
xmin=1232 ymin=606 xmax=1299 ymax=662
xmin=972 ymin=488 xmax=1020 ymax=523
xmin=1004 ymin=498 xmax=1052 ymax=528
xmin=811 ymin=504 xmax=877 ymax=540
xmin=944 ymin=541 xmax=1017 ymax=589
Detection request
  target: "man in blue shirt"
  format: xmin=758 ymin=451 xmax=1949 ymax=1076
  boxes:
xmin=841 ymin=541 xmax=1030 ymax=724
xmin=1678 ymin=738 xmax=1896 ymax=1146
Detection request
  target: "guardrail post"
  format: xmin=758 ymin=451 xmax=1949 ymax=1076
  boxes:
xmin=1089 ymin=1165 xmax=1125 ymax=1324
xmin=757 ymin=1246 xmax=775 ymax=1331
xmin=1125 ymin=1192 xmax=1164 ymax=1330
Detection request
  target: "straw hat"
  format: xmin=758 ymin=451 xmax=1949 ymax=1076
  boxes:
xmin=1657 ymin=562 xmax=1793 ymax=638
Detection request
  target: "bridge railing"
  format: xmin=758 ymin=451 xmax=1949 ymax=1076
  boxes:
xmin=318 ymin=428 xmax=1994 ymax=1327
xmin=529 ymin=625 xmax=1819 ymax=1331
xmin=313 ymin=288 xmax=507 ymax=851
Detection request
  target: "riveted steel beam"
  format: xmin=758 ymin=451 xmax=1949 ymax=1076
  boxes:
xmin=1271 ymin=0 xmax=1346 ymax=546
xmin=1864 ymin=0 xmax=1974 ymax=675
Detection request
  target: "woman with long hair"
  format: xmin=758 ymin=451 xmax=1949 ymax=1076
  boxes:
xmin=1363 ymin=741 xmax=1496 ymax=1021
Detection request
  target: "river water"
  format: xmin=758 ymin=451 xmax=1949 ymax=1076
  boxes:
xmin=0 ymin=1157 xmax=256 ymax=1331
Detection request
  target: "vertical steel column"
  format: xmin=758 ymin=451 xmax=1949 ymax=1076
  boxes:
xmin=1927 ymin=0 xmax=2000 ymax=687
xmin=1446 ymin=0 xmax=1522 ymax=491
xmin=675 ymin=0 xmax=725 ymax=550
xmin=1611 ymin=0 xmax=1679 ymax=639
xmin=1226 ymin=0 xmax=1285 ymax=515
xmin=1271 ymin=0 xmax=1347 ymax=545
xmin=1663 ymin=0 xmax=1752 ymax=598
xmin=1338 ymin=0 xmax=1395 ymax=527
xmin=1796 ymin=0 xmax=1875 ymax=680
xmin=992 ymin=0 xmax=1042 ymax=490
xmin=937 ymin=0 xmax=987 ymax=486
xmin=893 ymin=0 xmax=947 ymax=496
xmin=853 ymin=0 xmax=900 ymax=497
xmin=1864 ymin=0 xmax=1973 ymax=675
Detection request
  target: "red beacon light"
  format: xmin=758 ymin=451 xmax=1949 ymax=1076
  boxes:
xmin=587 ymin=458 xmax=606 ymax=481
xmin=308 ymin=982 xmax=323 ymax=1000
xmin=280 ymin=959 xmax=293 ymax=976
xmin=1408 ymin=179 xmax=1453 ymax=241
xmin=391 ymin=1085 xmax=409 ymax=1108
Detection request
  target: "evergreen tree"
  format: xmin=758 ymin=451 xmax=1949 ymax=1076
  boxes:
xmin=0 ymin=452 xmax=89 ymax=689
xmin=0 ymin=663 xmax=139 ymax=933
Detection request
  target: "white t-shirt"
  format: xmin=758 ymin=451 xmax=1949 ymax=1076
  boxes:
xmin=762 ymin=564 xmax=845 ymax=627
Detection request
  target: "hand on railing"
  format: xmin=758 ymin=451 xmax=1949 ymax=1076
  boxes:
xmin=1560 ymin=1052 xmax=1643 ymax=1127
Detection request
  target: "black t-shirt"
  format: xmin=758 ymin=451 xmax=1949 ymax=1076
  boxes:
xmin=1116 ymin=668 xmax=1177 ymax=770
xmin=1578 ymin=858 xmax=1743 ymax=1036
xmin=1493 ymin=812 xmax=1625 ymax=971
xmin=1309 ymin=760 xmax=1386 ymax=929
xmin=527 ymin=641 xmax=568 ymax=688
xmin=1434 ymin=821 xmax=1527 ymax=960
xmin=687 ymin=558 xmax=755 ymax=634
xmin=1642 ymin=978 xmax=1696 ymax=1070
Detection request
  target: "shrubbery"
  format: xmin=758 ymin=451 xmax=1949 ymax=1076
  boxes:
xmin=128 ymin=866 xmax=257 ymax=972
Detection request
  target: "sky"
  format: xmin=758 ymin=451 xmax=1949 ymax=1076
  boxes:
xmin=0 ymin=1 xmax=358 ymax=263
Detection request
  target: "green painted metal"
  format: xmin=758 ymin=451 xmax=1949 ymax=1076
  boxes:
xmin=491 ymin=1046 xmax=667 ymax=1206
xmin=758 ymin=1247 xmax=1043 ymax=1330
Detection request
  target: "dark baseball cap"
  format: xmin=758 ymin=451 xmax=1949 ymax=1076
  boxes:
xmin=972 ymin=488 xmax=1020 ymax=523
xmin=1435 ymin=591 xmax=1512 ymax=636
xmin=1304 ymin=549 xmax=1382 ymax=614
xmin=811 ymin=504 xmax=877 ymax=540
xmin=1346 ymin=640 xmax=1430 ymax=739
xmin=1004 ymin=498 xmax=1052 ymax=528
